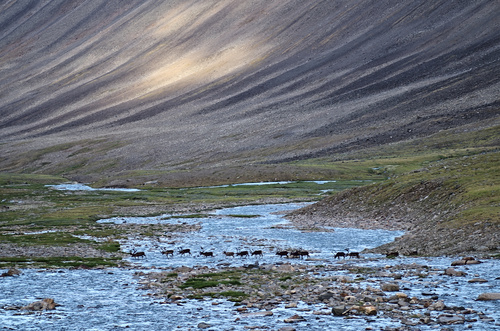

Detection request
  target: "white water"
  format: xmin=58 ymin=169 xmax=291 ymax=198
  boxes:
xmin=1 ymin=203 xmax=499 ymax=330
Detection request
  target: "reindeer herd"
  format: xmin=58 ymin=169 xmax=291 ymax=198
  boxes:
xmin=128 ymin=247 xmax=364 ymax=260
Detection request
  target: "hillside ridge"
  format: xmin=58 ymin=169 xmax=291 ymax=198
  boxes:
xmin=1 ymin=0 xmax=499 ymax=180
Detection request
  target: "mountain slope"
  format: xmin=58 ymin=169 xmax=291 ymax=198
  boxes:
xmin=0 ymin=0 xmax=499 ymax=182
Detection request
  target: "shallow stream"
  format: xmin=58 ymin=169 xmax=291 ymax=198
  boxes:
xmin=1 ymin=203 xmax=499 ymax=330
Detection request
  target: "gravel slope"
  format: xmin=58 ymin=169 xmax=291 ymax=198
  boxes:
xmin=0 ymin=0 xmax=499 ymax=178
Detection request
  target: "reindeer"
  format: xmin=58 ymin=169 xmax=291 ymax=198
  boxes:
xmin=348 ymin=251 xmax=360 ymax=258
xmin=160 ymin=249 xmax=174 ymax=258
xmin=223 ymin=251 xmax=235 ymax=257
xmin=346 ymin=248 xmax=360 ymax=259
xmin=291 ymin=250 xmax=309 ymax=259
xmin=199 ymin=247 xmax=214 ymax=257
xmin=298 ymin=250 xmax=310 ymax=258
xmin=236 ymin=250 xmax=249 ymax=258
xmin=334 ymin=251 xmax=346 ymax=259
xmin=129 ymin=249 xmax=146 ymax=258
xmin=178 ymin=248 xmax=191 ymax=256
xmin=251 ymin=250 xmax=263 ymax=258
xmin=276 ymin=250 xmax=289 ymax=258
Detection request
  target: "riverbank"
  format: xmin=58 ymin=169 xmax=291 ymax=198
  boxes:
xmin=137 ymin=257 xmax=499 ymax=330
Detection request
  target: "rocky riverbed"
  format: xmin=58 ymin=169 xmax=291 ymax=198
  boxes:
xmin=137 ymin=256 xmax=500 ymax=330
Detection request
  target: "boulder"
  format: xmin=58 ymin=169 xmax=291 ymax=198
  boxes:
xmin=241 ymin=311 xmax=273 ymax=317
xmin=381 ymin=283 xmax=400 ymax=292
xmin=437 ymin=314 xmax=465 ymax=325
xmin=331 ymin=305 xmax=347 ymax=316
xmin=444 ymin=268 xmax=466 ymax=277
xmin=276 ymin=264 xmax=295 ymax=272
xmin=0 ymin=268 xmax=21 ymax=277
xmin=451 ymin=259 xmax=481 ymax=266
xmin=360 ymin=305 xmax=377 ymax=316
xmin=197 ymin=322 xmax=211 ymax=329
xmin=278 ymin=327 xmax=296 ymax=331
xmin=22 ymin=298 xmax=59 ymax=311
xmin=468 ymin=278 xmax=488 ymax=283
xmin=284 ymin=314 xmax=306 ymax=323
xmin=318 ymin=291 xmax=335 ymax=301
xmin=428 ymin=300 xmax=446 ymax=311
xmin=476 ymin=293 xmax=500 ymax=301
xmin=170 ymin=295 xmax=183 ymax=301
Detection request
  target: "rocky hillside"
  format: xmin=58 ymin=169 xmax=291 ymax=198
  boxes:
xmin=287 ymin=146 xmax=499 ymax=257
xmin=0 ymin=0 xmax=499 ymax=183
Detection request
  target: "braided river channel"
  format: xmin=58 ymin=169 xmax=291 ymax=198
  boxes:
xmin=1 ymin=201 xmax=499 ymax=330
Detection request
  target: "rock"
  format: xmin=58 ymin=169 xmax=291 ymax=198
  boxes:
xmin=318 ymin=291 xmax=335 ymax=301
xmin=170 ymin=295 xmax=183 ymax=301
xmin=4 ymin=305 xmax=22 ymax=310
xmin=381 ymin=283 xmax=400 ymax=292
xmin=0 ymin=268 xmax=21 ymax=277
xmin=360 ymin=305 xmax=377 ymax=316
xmin=444 ymin=268 xmax=467 ymax=276
xmin=343 ymin=295 xmax=357 ymax=303
xmin=197 ymin=322 xmax=211 ymax=329
xmin=331 ymin=305 xmax=347 ymax=316
xmin=285 ymin=302 xmax=298 ymax=308
xmin=284 ymin=314 xmax=306 ymax=323
xmin=451 ymin=259 xmax=481 ymax=266
xmin=476 ymin=293 xmax=500 ymax=301
xmin=335 ymin=275 xmax=353 ymax=283
xmin=278 ymin=327 xmax=296 ymax=331
xmin=451 ymin=260 xmax=467 ymax=266
xmin=438 ymin=314 xmax=465 ymax=325
xmin=468 ymin=278 xmax=488 ymax=283
xmin=241 ymin=311 xmax=274 ymax=317
xmin=21 ymin=298 xmax=59 ymax=311
xmin=276 ymin=264 xmax=295 ymax=272
xmin=428 ymin=300 xmax=446 ymax=311
xmin=463 ymin=259 xmax=481 ymax=265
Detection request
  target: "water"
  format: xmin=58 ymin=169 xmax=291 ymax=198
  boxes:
xmin=46 ymin=183 xmax=140 ymax=192
xmin=1 ymin=203 xmax=499 ymax=330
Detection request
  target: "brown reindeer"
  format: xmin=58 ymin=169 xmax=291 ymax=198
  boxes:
xmin=161 ymin=249 xmax=174 ymax=257
xmin=290 ymin=250 xmax=309 ymax=258
xmin=290 ymin=250 xmax=309 ymax=259
xmin=178 ymin=248 xmax=191 ymax=256
xmin=199 ymin=247 xmax=214 ymax=257
xmin=345 ymin=248 xmax=360 ymax=259
xmin=251 ymin=250 xmax=263 ymax=258
xmin=236 ymin=250 xmax=249 ymax=258
xmin=334 ymin=251 xmax=346 ymax=259
xmin=298 ymin=250 xmax=310 ymax=258
xmin=276 ymin=250 xmax=289 ymax=258
xmin=130 ymin=249 xmax=146 ymax=258
xmin=223 ymin=251 xmax=235 ymax=257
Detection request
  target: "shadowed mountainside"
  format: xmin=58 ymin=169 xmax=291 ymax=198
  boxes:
xmin=0 ymin=0 xmax=499 ymax=183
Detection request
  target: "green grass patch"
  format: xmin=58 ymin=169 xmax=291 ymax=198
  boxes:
xmin=98 ymin=241 xmax=121 ymax=253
